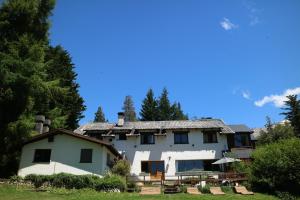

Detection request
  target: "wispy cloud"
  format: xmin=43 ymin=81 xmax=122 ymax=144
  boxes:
xmin=243 ymin=0 xmax=262 ymax=26
xmin=220 ymin=18 xmax=238 ymax=31
xmin=254 ymin=87 xmax=300 ymax=107
xmin=242 ymin=90 xmax=251 ymax=100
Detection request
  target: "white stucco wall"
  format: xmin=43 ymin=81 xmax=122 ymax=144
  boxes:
xmin=18 ymin=134 xmax=116 ymax=177
xmin=111 ymin=130 xmax=228 ymax=177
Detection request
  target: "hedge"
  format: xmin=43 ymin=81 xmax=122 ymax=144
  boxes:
xmin=23 ymin=173 xmax=125 ymax=191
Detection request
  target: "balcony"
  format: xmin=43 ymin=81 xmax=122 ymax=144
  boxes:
xmin=230 ymin=147 xmax=253 ymax=159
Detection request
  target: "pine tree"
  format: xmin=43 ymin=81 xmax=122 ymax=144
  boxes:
xmin=140 ymin=89 xmax=159 ymax=121
xmin=122 ymin=96 xmax=137 ymax=122
xmin=281 ymin=95 xmax=300 ymax=136
xmin=171 ymin=102 xmax=188 ymax=120
xmin=158 ymin=88 xmax=172 ymax=120
xmin=94 ymin=106 xmax=106 ymax=122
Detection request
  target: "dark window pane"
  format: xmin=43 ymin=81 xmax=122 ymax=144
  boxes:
xmin=203 ymin=132 xmax=218 ymax=143
xmin=177 ymin=160 xmax=203 ymax=172
xmin=119 ymin=133 xmax=127 ymax=140
xmin=141 ymin=133 xmax=155 ymax=144
xmin=141 ymin=161 xmax=149 ymax=173
xmin=174 ymin=132 xmax=189 ymax=144
xmin=33 ymin=149 xmax=51 ymax=163
xmin=80 ymin=149 xmax=93 ymax=163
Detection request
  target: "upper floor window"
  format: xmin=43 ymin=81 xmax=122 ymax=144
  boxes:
xmin=203 ymin=131 xmax=218 ymax=143
xmin=174 ymin=132 xmax=189 ymax=144
xmin=80 ymin=149 xmax=93 ymax=163
xmin=33 ymin=149 xmax=51 ymax=163
xmin=140 ymin=133 xmax=155 ymax=144
xmin=234 ymin=133 xmax=250 ymax=147
xmin=119 ymin=133 xmax=127 ymax=140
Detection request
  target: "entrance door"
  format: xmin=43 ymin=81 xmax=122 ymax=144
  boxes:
xmin=141 ymin=161 xmax=165 ymax=180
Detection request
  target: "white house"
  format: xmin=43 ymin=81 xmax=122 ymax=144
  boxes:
xmin=75 ymin=113 xmax=254 ymax=180
xmin=18 ymin=129 xmax=121 ymax=177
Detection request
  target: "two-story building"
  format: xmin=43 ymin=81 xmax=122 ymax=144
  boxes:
xmin=75 ymin=113 xmax=253 ymax=179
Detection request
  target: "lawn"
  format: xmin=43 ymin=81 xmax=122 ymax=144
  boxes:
xmin=0 ymin=184 xmax=279 ymax=200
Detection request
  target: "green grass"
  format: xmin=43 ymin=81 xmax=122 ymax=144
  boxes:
xmin=0 ymin=184 xmax=279 ymax=200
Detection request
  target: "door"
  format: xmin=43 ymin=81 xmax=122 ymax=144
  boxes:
xmin=141 ymin=161 xmax=165 ymax=180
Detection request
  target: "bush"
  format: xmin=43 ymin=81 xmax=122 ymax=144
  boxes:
xmin=198 ymin=185 xmax=210 ymax=193
xmin=251 ymin=138 xmax=300 ymax=195
xmin=9 ymin=175 xmax=23 ymax=183
xmin=95 ymin=174 xmax=125 ymax=192
xmin=111 ymin=160 xmax=130 ymax=177
xmin=24 ymin=174 xmax=48 ymax=188
xmin=220 ymin=186 xmax=232 ymax=193
xmin=180 ymin=185 xmax=187 ymax=193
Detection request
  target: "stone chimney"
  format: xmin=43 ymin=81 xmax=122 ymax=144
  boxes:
xmin=117 ymin=112 xmax=125 ymax=127
xmin=43 ymin=119 xmax=51 ymax=133
xmin=35 ymin=115 xmax=45 ymax=134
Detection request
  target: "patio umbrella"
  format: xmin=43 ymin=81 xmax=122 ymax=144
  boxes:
xmin=212 ymin=157 xmax=241 ymax=165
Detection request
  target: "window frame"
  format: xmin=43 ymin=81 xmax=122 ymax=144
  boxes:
xmin=140 ymin=133 xmax=155 ymax=145
xmin=174 ymin=131 xmax=189 ymax=144
xmin=33 ymin=149 xmax=51 ymax=163
xmin=203 ymin=131 xmax=218 ymax=143
xmin=80 ymin=149 xmax=93 ymax=163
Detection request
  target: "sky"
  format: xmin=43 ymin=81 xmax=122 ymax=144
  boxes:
xmin=49 ymin=0 xmax=300 ymax=128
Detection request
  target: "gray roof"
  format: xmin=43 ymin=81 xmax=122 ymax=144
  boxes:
xmin=75 ymin=119 xmax=235 ymax=134
xmin=228 ymin=124 xmax=253 ymax=133
xmin=251 ymin=128 xmax=266 ymax=140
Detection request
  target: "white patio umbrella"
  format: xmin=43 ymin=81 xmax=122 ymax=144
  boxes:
xmin=212 ymin=157 xmax=241 ymax=165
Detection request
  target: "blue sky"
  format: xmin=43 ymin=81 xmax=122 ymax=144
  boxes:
xmin=49 ymin=0 xmax=300 ymax=128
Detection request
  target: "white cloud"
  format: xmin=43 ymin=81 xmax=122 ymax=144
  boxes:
xmin=243 ymin=0 xmax=261 ymax=26
xmin=254 ymin=87 xmax=300 ymax=107
xmin=220 ymin=18 xmax=238 ymax=31
xmin=242 ymin=90 xmax=251 ymax=100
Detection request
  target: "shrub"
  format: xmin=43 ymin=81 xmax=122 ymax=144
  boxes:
xmin=95 ymin=174 xmax=125 ymax=192
xmin=180 ymin=185 xmax=187 ymax=193
xmin=251 ymin=138 xmax=300 ymax=195
xmin=111 ymin=160 xmax=130 ymax=177
xmin=24 ymin=174 xmax=48 ymax=188
xmin=198 ymin=185 xmax=210 ymax=193
xmin=9 ymin=175 xmax=23 ymax=183
xmin=220 ymin=186 xmax=232 ymax=193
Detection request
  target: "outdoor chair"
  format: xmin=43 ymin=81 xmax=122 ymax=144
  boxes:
xmin=210 ymin=186 xmax=225 ymax=195
xmin=187 ymin=187 xmax=202 ymax=195
xmin=234 ymin=186 xmax=254 ymax=195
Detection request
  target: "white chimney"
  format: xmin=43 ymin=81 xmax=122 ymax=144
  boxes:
xmin=117 ymin=112 xmax=125 ymax=126
xmin=35 ymin=115 xmax=45 ymax=134
xmin=43 ymin=119 xmax=51 ymax=133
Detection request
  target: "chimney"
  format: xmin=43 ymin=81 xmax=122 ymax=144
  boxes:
xmin=35 ymin=115 xmax=45 ymax=134
xmin=43 ymin=119 xmax=51 ymax=133
xmin=117 ymin=112 xmax=125 ymax=126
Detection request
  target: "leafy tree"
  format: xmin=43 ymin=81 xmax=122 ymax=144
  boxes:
xmin=251 ymin=138 xmax=300 ymax=195
xmin=257 ymin=117 xmax=295 ymax=145
xmin=111 ymin=160 xmax=131 ymax=177
xmin=171 ymin=102 xmax=188 ymax=120
xmin=140 ymin=89 xmax=159 ymax=121
xmin=281 ymin=95 xmax=300 ymax=136
xmin=157 ymin=88 xmax=172 ymax=120
xmin=122 ymin=96 xmax=136 ymax=122
xmin=94 ymin=106 xmax=106 ymax=122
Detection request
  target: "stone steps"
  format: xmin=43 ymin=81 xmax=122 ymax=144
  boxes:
xmin=140 ymin=187 xmax=161 ymax=195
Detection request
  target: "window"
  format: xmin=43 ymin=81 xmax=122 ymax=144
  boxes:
xmin=140 ymin=133 xmax=155 ymax=144
xmin=176 ymin=160 xmax=203 ymax=172
xmin=174 ymin=132 xmax=189 ymax=144
xmin=141 ymin=161 xmax=149 ymax=173
xmin=203 ymin=131 xmax=218 ymax=143
xmin=48 ymin=135 xmax=54 ymax=142
xmin=80 ymin=149 xmax=93 ymax=163
xmin=33 ymin=149 xmax=51 ymax=163
xmin=119 ymin=133 xmax=127 ymax=140
xmin=234 ymin=133 xmax=250 ymax=147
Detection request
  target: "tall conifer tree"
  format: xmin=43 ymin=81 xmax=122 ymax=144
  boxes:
xmin=158 ymin=88 xmax=172 ymax=120
xmin=94 ymin=106 xmax=106 ymax=122
xmin=281 ymin=95 xmax=300 ymax=136
xmin=140 ymin=89 xmax=159 ymax=121
xmin=122 ymin=96 xmax=137 ymax=122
